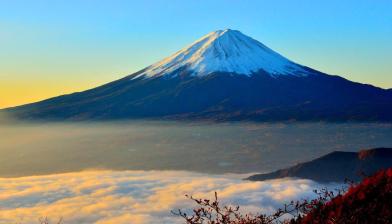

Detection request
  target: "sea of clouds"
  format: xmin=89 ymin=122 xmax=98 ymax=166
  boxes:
xmin=0 ymin=170 xmax=340 ymax=224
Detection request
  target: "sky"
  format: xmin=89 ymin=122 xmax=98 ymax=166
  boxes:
xmin=1 ymin=0 xmax=391 ymax=109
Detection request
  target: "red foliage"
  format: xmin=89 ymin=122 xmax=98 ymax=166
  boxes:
xmin=300 ymin=168 xmax=392 ymax=223
xmin=173 ymin=168 xmax=392 ymax=224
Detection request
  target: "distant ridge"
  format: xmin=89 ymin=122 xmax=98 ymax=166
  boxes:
xmin=245 ymin=148 xmax=392 ymax=183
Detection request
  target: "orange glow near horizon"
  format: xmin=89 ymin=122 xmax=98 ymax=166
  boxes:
xmin=0 ymin=78 xmax=111 ymax=109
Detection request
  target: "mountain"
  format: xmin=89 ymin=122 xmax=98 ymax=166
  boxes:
xmin=3 ymin=29 xmax=392 ymax=121
xmin=131 ymin=29 xmax=312 ymax=79
xmin=245 ymin=148 xmax=392 ymax=183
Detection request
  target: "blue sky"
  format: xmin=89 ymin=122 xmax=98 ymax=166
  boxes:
xmin=1 ymin=0 xmax=391 ymax=108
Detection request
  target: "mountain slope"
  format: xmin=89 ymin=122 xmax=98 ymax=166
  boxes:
xmin=132 ymin=29 xmax=311 ymax=79
xmin=3 ymin=29 xmax=392 ymax=121
xmin=245 ymin=148 xmax=392 ymax=183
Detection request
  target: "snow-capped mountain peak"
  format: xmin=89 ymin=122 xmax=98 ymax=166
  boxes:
xmin=132 ymin=29 xmax=311 ymax=80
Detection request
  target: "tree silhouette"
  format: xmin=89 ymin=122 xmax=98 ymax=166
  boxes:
xmin=173 ymin=168 xmax=392 ymax=224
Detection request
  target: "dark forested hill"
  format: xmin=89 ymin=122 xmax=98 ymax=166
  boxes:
xmin=245 ymin=148 xmax=392 ymax=183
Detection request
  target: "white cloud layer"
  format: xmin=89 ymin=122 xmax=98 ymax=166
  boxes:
xmin=0 ymin=171 xmax=339 ymax=224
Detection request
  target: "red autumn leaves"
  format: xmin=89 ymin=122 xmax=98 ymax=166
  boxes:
xmin=173 ymin=168 xmax=392 ymax=224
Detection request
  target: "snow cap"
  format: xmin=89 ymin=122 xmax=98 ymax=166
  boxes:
xmin=132 ymin=29 xmax=311 ymax=80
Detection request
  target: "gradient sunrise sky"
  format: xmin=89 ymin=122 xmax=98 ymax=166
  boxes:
xmin=1 ymin=0 xmax=391 ymax=109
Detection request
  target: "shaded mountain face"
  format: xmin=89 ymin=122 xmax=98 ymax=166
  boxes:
xmin=3 ymin=29 xmax=392 ymax=121
xmin=245 ymin=148 xmax=392 ymax=183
